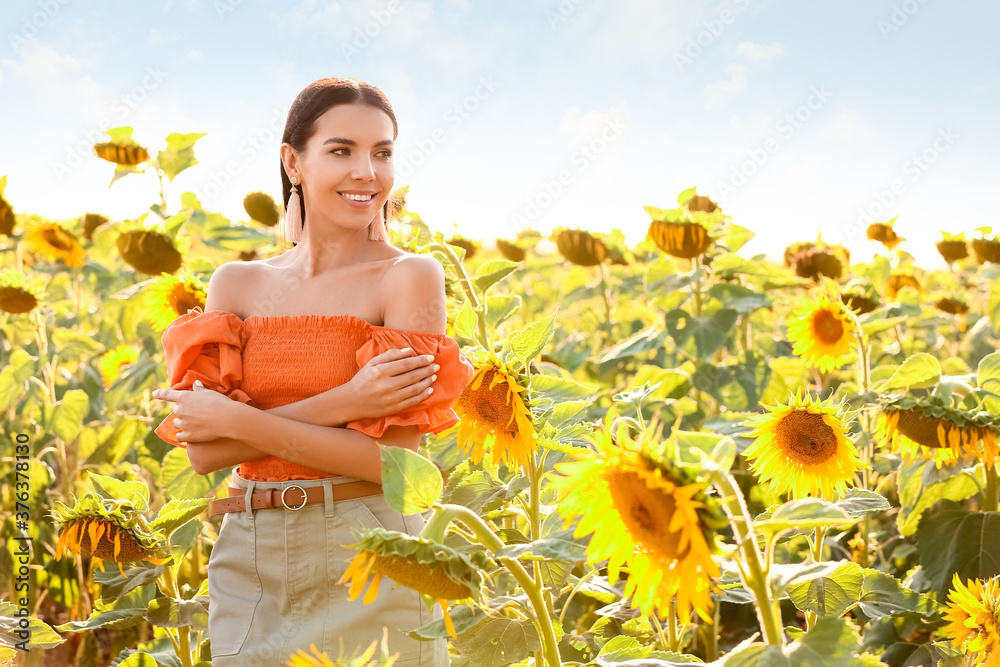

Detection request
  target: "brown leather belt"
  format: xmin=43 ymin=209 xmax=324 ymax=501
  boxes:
xmin=206 ymin=481 xmax=383 ymax=518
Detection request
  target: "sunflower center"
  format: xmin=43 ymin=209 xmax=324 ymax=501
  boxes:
xmin=811 ymin=309 xmax=844 ymax=345
xmin=776 ymin=411 xmax=839 ymax=464
xmin=375 ymin=554 xmax=473 ymax=600
xmin=893 ymin=409 xmax=957 ymax=449
xmin=464 ymin=368 xmax=516 ymax=433
xmin=606 ymin=468 xmax=688 ymax=560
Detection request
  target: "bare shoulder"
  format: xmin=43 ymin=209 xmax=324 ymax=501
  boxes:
xmin=378 ymin=253 xmax=447 ymax=332
xmin=205 ymin=261 xmax=259 ymax=317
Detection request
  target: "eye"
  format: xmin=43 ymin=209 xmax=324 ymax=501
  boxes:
xmin=377 ymin=149 xmax=393 ymax=159
xmin=330 ymin=148 xmax=349 ymax=155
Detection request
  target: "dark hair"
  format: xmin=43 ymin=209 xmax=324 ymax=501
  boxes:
xmin=280 ymin=77 xmax=398 ymax=246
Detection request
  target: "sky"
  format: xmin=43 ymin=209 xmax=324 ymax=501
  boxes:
xmin=1 ymin=0 xmax=998 ymax=268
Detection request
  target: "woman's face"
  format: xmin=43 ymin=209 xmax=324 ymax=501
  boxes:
xmin=286 ymin=103 xmax=395 ymax=232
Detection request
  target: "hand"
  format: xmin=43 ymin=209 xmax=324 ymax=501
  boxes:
xmin=152 ymin=381 xmax=242 ymax=443
xmin=348 ymin=347 xmax=440 ymax=420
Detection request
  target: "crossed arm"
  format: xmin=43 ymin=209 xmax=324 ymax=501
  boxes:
xmin=173 ymin=256 xmax=448 ymax=484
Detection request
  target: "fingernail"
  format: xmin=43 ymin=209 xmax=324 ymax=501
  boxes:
xmin=425 ymin=355 xmax=434 ymax=362
xmin=400 ymin=347 xmax=412 ymax=353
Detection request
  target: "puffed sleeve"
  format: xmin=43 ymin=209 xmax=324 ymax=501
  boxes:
xmin=344 ymin=328 xmax=475 ymax=438
xmin=153 ymin=309 xmax=254 ymax=448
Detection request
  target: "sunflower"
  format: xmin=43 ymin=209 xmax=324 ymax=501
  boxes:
xmin=866 ymin=222 xmax=904 ymax=249
xmin=50 ymin=491 xmax=170 ymax=576
xmin=874 ymin=394 xmax=1000 ymax=469
xmin=447 ymin=237 xmax=477 ymax=261
xmin=554 ymin=228 xmax=607 ymax=266
xmin=937 ymin=238 xmax=969 ymax=263
xmin=972 ymin=238 xmax=1000 ymax=265
xmin=244 ymin=191 xmax=280 ymax=227
xmin=942 ymin=573 xmax=1000 ymax=666
xmin=117 ymin=229 xmax=183 ymax=275
xmin=841 ymin=292 xmax=878 ymax=315
xmin=684 ymin=194 xmax=719 ymax=213
xmin=453 ymin=353 xmax=536 ymax=470
xmin=886 ymin=273 xmax=922 ymax=301
xmin=1 ymin=191 xmax=17 ymax=235
xmin=496 ymin=238 xmax=526 ymax=262
xmin=286 ymin=630 xmax=400 ymax=667
xmin=0 ymin=270 xmax=40 ymax=314
xmin=338 ymin=527 xmax=488 ymax=639
xmin=23 ymin=222 xmax=86 ymax=267
xmin=546 ymin=406 xmax=725 ymax=622
xmin=100 ymin=345 xmax=140 ymax=388
xmin=647 ymin=221 xmax=712 ymax=259
xmin=143 ymin=272 xmax=207 ymax=331
xmin=93 ymin=141 xmax=150 ymax=166
xmin=786 ymin=295 xmax=857 ymax=373
xmin=741 ymin=391 xmax=866 ymax=499
xmin=82 ymin=213 xmax=109 ymax=241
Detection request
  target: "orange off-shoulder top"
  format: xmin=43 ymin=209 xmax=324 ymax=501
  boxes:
xmin=153 ymin=308 xmax=475 ymax=481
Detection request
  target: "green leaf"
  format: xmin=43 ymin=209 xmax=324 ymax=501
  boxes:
xmin=146 ymin=596 xmax=209 ymax=631
xmin=95 ymin=563 xmax=165 ymax=603
xmin=785 ymin=561 xmax=864 ymax=617
xmin=664 ymin=308 xmax=739 ymax=360
xmin=379 ymin=445 xmax=443 ymax=514
xmin=451 ymin=615 xmax=541 ymax=667
xmin=51 ymin=329 xmax=104 ymax=359
xmin=596 ymin=324 xmax=669 ymax=363
xmin=454 ymin=298 xmax=478 ymax=340
xmin=0 ymin=348 xmax=36 ymax=411
xmin=530 ymin=373 xmax=598 ymax=402
xmin=673 ymin=430 xmax=736 ymax=473
xmin=114 ymin=652 xmax=159 ymax=667
xmin=52 ymin=388 xmax=89 ymax=443
xmin=443 ymin=463 xmax=529 ymax=514
xmin=55 ymin=584 xmax=155 ymax=632
xmin=508 ymin=312 xmax=556 ymax=369
xmin=105 ymin=126 xmax=135 ymax=140
xmin=485 ymin=293 xmax=521 ymax=331
xmin=157 ymin=132 xmax=207 ymax=182
xmin=977 ymin=352 xmax=1000 ymax=414
xmin=859 ymin=314 xmax=908 ymax=337
xmin=0 ymin=600 xmax=64 ymax=649
xmin=407 ymin=604 xmax=488 ymax=639
xmin=883 ymin=353 xmax=941 ymax=390
xmin=834 ymin=488 xmax=890 ymax=517
xmin=149 ymin=498 xmax=210 ymax=538
xmin=721 ymin=617 xmax=859 ymax=667
xmin=494 ymin=527 xmax=588 ymax=561
xmin=473 ymin=258 xmax=520 ymax=294
xmin=897 ymin=458 xmax=979 ymax=536
xmin=87 ymin=473 xmax=150 ymax=513
xmin=708 ymin=283 xmax=770 ymax=314
xmin=915 ymin=500 xmax=1000 ymax=601
xmin=754 ymin=498 xmax=859 ymax=537
xmin=856 ymin=568 xmax=940 ymax=618
xmin=159 ymin=447 xmax=209 ymax=501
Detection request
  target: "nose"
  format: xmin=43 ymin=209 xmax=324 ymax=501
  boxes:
xmin=352 ymin=155 xmax=376 ymax=181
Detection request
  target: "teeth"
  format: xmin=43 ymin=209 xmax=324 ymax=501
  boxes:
xmin=343 ymin=193 xmax=373 ymax=201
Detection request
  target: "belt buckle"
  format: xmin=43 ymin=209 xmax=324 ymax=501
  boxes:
xmin=280 ymin=484 xmax=308 ymax=510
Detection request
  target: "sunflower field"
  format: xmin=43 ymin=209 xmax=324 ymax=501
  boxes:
xmin=2 ymin=128 xmax=1000 ymax=667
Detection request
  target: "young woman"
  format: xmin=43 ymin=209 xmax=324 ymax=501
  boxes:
xmin=152 ymin=77 xmax=473 ymax=667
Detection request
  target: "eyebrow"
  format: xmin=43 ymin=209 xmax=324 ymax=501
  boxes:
xmin=322 ymin=137 xmax=394 ymax=147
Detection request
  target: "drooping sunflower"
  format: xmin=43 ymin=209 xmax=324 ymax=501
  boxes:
xmin=937 ymin=238 xmax=970 ymax=264
xmin=49 ymin=490 xmax=170 ymax=576
xmin=453 ymin=353 xmax=536 ymax=470
xmin=82 ymin=213 xmax=109 ymax=241
xmin=143 ymin=272 xmax=207 ymax=331
xmin=100 ymin=345 xmax=140 ymax=388
xmin=647 ymin=220 xmax=712 ymax=259
xmin=546 ymin=406 xmax=725 ymax=622
xmin=243 ymin=191 xmax=280 ymax=227
xmin=286 ymin=630 xmax=400 ymax=667
xmin=0 ymin=190 xmax=15 ymax=236
xmin=942 ymin=573 xmax=1000 ymax=666
xmin=786 ymin=294 xmax=857 ymax=373
xmin=496 ymin=238 xmax=526 ymax=262
xmin=874 ymin=394 xmax=1000 ymax=469
xmin=886 ymin=273 xmax=922 ymax=301
xmin=93 ymin=140 xmax=150 ymax=166
xmin=972 ymin=237 xmax=1000 ymax=265
xmin=23 ymin=222 xmax=86 ymax=267
xmin=555 ymin=228 xmax=608 ymax=266
xmin=447 ymin=237 xmax=477 ymax=261
xmin=784 ymin=241 xmax=849 ymax=281
xmin=841 ymin=292 xmax=878 ymax=315
xmin=0 ymin=269 xmax=41 ymax=314
xmin=866 ymin=221 xmax=904 ymax=249
xmin=741 ymin=391 xmax=866 ymax=499
xmin=338 ymin=527 xmax=488 ymax=639
xmin=117 ymin=229 xmax=183 ymax=276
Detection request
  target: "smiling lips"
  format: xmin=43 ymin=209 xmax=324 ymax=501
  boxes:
xmin=339 ymin=191 xmax=376 ymax=206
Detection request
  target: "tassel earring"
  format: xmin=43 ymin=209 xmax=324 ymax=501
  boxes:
xmin=368 ymin=206 xmax=389 ymax=241
xmin=283 ymin=176 xmax=303 ymax=244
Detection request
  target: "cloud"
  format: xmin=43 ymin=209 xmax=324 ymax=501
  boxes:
xmin=820 ymin=109 xmax=865 ymax=144
xmin=703 ymin=40 xmax=785 ymax=111
xmin=0 ymin=40 xmax=104 ymax=117
xmin=557 ymin=105 xmax=631 ymax=141
xmin=734 ymin=41 xmax=786 ymax=64
xmin=704 ymin=63 xmax=748 ymax=111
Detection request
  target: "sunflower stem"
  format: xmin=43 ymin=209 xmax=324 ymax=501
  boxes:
xmin=430 ymin=240 xmax=491 ymax=349
xmin=443 ymin=504 xmax=561 ymax=667
xmin=984 ymin=462 xmax=999 ymax=513
xmin=158 ymin=560 xmax=194 ymax=667
xmin=711 ymin=470 xmax=784 ymax=647
xmin=667 ymin=600 xmax=680 ymax=652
